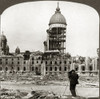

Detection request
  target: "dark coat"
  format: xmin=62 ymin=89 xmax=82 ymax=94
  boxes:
xmin=68 ymin=72 xmax=79 ymax=85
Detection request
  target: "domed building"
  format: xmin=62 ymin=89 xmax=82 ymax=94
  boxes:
xmin=44 ymin=2 xmax=67 ymax=54
xmin=49 ymin=3 xmax=66 ymax=26
xmin=0 ymin=4 xmax=98 ymax=76
xmin=5 ymin=45 xmax=9 ymax=55
xmin=0 ymin=32 xmax=8 ymax=55
xmin=15 ymin=47 xmax=20 ymax=54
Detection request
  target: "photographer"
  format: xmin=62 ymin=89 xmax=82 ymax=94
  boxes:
xmin=68 ymin=70 xmax=79 ymax=98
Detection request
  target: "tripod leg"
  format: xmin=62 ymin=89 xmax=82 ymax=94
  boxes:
xmin=63 ymin=85 xmax=67 ymax=96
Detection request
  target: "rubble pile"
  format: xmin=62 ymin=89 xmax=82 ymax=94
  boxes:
xmin=78 ymin=76 xmax=99 ymax=88
xmin=79 ymin=76 xmax=99 ymax=83
xmin=0 ymin=88 xmax=61 ymax=99
xmin=0 ymin=88 xmax=28 ymax=99
xmin=43 ymin=73 xmax=69 ymax=81
xmin=24 ymin=90 xmax=60 ymax=99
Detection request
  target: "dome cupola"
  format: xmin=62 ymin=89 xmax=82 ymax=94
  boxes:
xmin=1 ymin=34 xmax=7 ymax=41
xmin=15 ymin=47 xmax=20 ymax=54
xmin=6 ymin=45 xmax=9 ymax=50
xmin=49 ymin=2 xmax=67 ymax=25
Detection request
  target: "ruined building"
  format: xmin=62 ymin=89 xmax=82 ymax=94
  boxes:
xmin=0 ymin=3 xmax=99 ymax=75
xmin=44 ymin=2 xmax=66 ymax=53
xmin=0 ymin=32 xmax=9 ymax=55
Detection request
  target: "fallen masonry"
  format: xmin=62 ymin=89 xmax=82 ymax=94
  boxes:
xmin=0 ymin=88 xmax=89 ymax=99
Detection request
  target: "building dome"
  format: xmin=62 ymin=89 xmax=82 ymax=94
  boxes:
xmin=49 ymin=3 xmax=66 ymax=25
xmin=15 ymin=47 xmax=20 ymax=54
xmin=1 ymin=34 xmax=7 ymax=41
xmin=6 ymin=45 xmax=9 ymax=50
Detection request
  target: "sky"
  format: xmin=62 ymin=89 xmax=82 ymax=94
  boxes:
xmin=1 ymin=1 xmax=99 ymax=57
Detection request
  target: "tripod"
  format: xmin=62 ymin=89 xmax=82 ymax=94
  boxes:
xmin=62 ymin=80 xmax=71 ymax=96
xmin=62 ymin=80 xmax=79 ymax=98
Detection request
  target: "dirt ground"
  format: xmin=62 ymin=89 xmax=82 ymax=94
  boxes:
xmin=1 ymin=80 xmax=99 ymax=98
xmin=0 ymin=73 xmax=99 ymax=98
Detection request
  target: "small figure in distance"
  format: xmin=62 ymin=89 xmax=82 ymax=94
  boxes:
xmin=68 ymin=69 xmax=79 ymax=98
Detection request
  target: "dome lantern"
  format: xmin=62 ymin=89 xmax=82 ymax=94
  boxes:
xmin=56 ymin=2 xmax=60 ymax=13
xmin=15 ymin=47 xmax=20 ymax=54
xmin=1 ymin=31 xmax=7 ymax=41
xmin=49 ymin=2 xmax=67 ymax=26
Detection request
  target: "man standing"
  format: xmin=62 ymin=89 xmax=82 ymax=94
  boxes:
xmin=68 ymin=70 xmax=79 ymax=97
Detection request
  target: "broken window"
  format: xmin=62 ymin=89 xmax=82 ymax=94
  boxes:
xmin=18 ymin=67 xmax=20 ymax=71
xmin=59 ymin=67 xmax=61 ymax=71
xmin=55 ymin=67 xmax=57 ymax=71
xmin=50 ymin=67 xmax=52 ymax=71
xmin=46 ymin=67 xmax=48 ymax=71
xmin=23 ymin=67 xmax=26 ymax=71
xmin=64 ymin=67 xmax=67 ymax=71
xmin=5 ymin=67 xmax=8 ymax=71
xmin=32 ymin=67 xmax=34 ymax=71
xmin=0 ymin=67 xmax=2 ymax=71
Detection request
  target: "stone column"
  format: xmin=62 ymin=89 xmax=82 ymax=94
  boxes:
xmin=78 ymin=64 xmax=81 ymax=73
xmin=92 ymin=59 xmax=95 ymax=72
xmin=85 ymin=57 xmax=89 ymax=73
xmin=61 ymin=61 xmax=64 ymax=74
xmin=27 ymin=60 xmax=31 ymax=73
xmin=41 ymin=61 xmax=46 ymax=76
xmin=94 ymin=58 xmax=97 ymax=71
xmin=70 ymin=63 xmax=73 ymax=71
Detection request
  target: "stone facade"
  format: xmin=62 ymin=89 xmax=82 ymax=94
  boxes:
xmin=0 ymin=3 xmax=99 ymax=76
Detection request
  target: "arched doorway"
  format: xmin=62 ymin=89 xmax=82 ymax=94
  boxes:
xmin=81 ymin=66 xmax=85 ymax=71
xmin=23 ymin=67 xmax=26 ymax=71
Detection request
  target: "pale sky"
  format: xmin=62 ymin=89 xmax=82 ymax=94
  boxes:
xmin=1 ymin=1 xmax=99 ymax=57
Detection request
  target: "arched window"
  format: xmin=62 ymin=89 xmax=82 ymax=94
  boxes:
xmin=18 ymin=67 xmax=20 ymax=71
xmin=45 ymin=61 xmax=47 ymax=64
xmin=50 ymin=67 xmax=52 ymax=71
xmin=46 ymin=67 xmax=48 ymax=71
xmin=23 ymin=67 xmax=26 ymax=71
xmin=64 ymin=67 xmax=67 ymax=71
xmin=5 ymin=67 xmax=8 ymax=71
xmin=32 ymin=57 xmax=34 ymax=60
xmin=11 ymin=67 xmax=13 ymax=70
xmin=89 ymin=65 xmax=92 ymax=71
xmin=81 ymin=66 xmax=85 ymax=71
xmin=38 ymin=57 xmax=40 ymax=59
xmin=75 ymin=64 xmax=78 ymax=71
xmin=24 ymin=61 xmax=26 ymax=64
xmin=0 ymin=67 xmax=2 ymax=71
xmin=55 ymin=61 xmax=57 ymax=64
xmin=59 ymin=67 xmax=61 ymax=71
xmin=35 ymin=67 xmax=38 ymax=71
xmin=75 ymin=67 xmax=78 ymax=71
xmin=32 ymin=67 xmax=34 ymax=71
xmin=59 ymin=61 xmax=62 ymax=64
xmin=55 ymin=67 xmax=57 ymax=71
xmin=50 ymin=61 xmax=52 ymax=64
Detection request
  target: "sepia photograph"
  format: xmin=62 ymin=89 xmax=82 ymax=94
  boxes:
xmin=0 ymin=0 xmax=99 ymax=99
